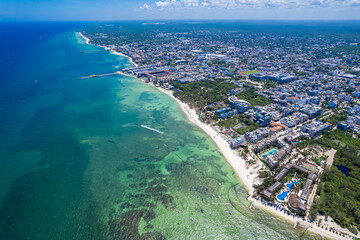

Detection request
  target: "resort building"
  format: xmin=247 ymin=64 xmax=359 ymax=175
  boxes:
xmin=245 ymin=128 xmax=269 ymax=143
xmin=264 ymin=148 xmax=290 ymax=170
xmin=253 ymin=137 xmax=291 ymax=170
xmin=263 ymin=181 xmax=282 ymax=198
xmin=274 ymin=164 xmax=292 ymax=181
xmin=300 ymin=179 xmax=313 ymax=201
xmin=268 ymin=73 xmax=295 ymax=83
xmin=253 ymin=137 xmax=277 ymax=153
xmin=299 ymin=106 xmax=322 ymax=119
xmin=269 ymin=111 xmax=283 ymax=121
xmin=284 ymin=132 xmax=307 ymax=144
xmin=253 ymin=111 xmax=272 ymax=127
xmin=249 ymin=72 xmax=268 ymax=81
xmin=234 ymin=100 xmax=251 ymax=113
xmin=289 ymin=194 xmax=307 ymax=211
xmin=230 ymin=137 xmax=246 ymax=149
xmin=280 ymin=116 xmax=299 ymax=128
xmin=216 ymin=107 xmax=231 ymax=114
xmin=228 ymin=96 xmax=238 ymax=105
xmin=263 ymin=162 xmax=319 ymax=210
xmin=337 ymin=121 xmax=349 ymax=131
xmin=300 ymin=121 xmax=332 ymax=138
xmin=219 ymin=109 xmax=237 ymax=118
xmin=294 ymin=112 xmax=309 ymax=123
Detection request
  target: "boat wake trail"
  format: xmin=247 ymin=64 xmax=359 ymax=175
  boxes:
xmin=141 ymin=125 xmax=164 ymax=134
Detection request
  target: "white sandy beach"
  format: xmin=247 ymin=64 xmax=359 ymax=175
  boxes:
xmin=110 ymin=50 xmax=138 ymax=67
xmin=155 ymin=87 xmax=256 ymax=193
xmin=78 ymin=32 xmax=138 ymax=67
xmin=78 ymin=32 xmax=90 ymax=44
xmin=156 ymin=86 xmax=358 ymax=240
xmin=79 ymin=32 xmax=355 ymax=240
xmin=157 ymin=87 xmax=354 ymax=240
xmin=251 ymin=199 xmax=357 ymax=240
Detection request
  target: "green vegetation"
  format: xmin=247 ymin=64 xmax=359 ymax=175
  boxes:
xmin=300 ymin=130 xmax=360 ymax=231
xmin=217 ymin=117 xmax=238 ymax=128
xmin=292 ymin=69 xmax=307 ymax=77
xmin=170 ymin=79 xmax=238 ymax=108
xmin=345 ymin=87 xmax=355 ymax=94
xmin=317 ymin=167 xmax=360 ymax=231
xmin=263 ymin=80 xmax=278 ymax=89
xmin=323 ymin=112 xmax=347 ymax=126
xmin=310 ymin=198 xmax=320 ymax=220
xmin=218 ymin=114 xmax=260 ymax=134
xmin=236 ymin=89 xmax=272 ymax=108
xmin=297 ymin=130 xmax=360 ymax=150
xmin=207 ymin=59 xmax=231 ymax=68
xmin=254 ymin=177 xmax=275 ymax=195
xmin=259 ymin=171 xmax=270 ymax=178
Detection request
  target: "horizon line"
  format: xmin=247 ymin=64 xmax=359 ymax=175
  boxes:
xmin=2 ymin=18 xmax=360 ymax=22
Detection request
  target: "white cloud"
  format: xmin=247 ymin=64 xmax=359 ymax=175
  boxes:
xmin=140 ymin=3 xmax=152 ymax=10
xmin=145 ymin=0 xmax=360 ymax=9
xmin=155 ymin=1 xmax=171 ymax=8
xmin=154 ymin=0 xmax=199 ymax=8
xmin=183 ymin=0 xmax=200 ymax=7
xmin=155 ymin=0 xmax=178 ymax=8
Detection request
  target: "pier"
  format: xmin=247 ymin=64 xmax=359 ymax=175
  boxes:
xmin=299 ymin=226 xmax=311 ymax=239
xmin=79 ymin=50 xmax=108 ymax=53
xmin=77 ymin=72 xmax=120 ymax=80
xmin=294 ymin=221 xmax=298 ymax=229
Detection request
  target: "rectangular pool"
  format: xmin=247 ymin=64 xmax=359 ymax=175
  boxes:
xmin=262 ymin=149 xmax=277 ymax=158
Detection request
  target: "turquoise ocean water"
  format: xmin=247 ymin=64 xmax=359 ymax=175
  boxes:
xmin=0 ymin=23 xmax=320 ymax=240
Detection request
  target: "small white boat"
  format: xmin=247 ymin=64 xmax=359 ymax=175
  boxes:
xmin=190 ymin=217 xmax=194 ymax=221
xmin=205 ymin=219 xmax=208 ymax=223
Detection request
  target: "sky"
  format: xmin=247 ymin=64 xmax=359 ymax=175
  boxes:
xmin=1 ymin=0 xmax=360 ymax=21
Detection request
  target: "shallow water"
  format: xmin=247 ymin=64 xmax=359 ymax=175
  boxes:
xmin=0 ymin=22 xmax=321 ymax=240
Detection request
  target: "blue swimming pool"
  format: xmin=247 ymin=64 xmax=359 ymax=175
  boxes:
xmin=277 ymin=191 xmax=289 ymax=201
xmin=262 ymin=149 xmax=277 ymax=158
xmin=286 ymin=180 xmax=300 ymax=191
xmin=277 ymin=180 xmax=301 ymax=201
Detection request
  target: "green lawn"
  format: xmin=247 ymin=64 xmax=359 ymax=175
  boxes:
xmin=240 ymin=70 xmax=261 ymax=75
xmin=235 ymin=89 xmax=272 ymax=108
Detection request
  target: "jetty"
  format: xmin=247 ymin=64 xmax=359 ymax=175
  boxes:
xmin=77 ymin=72 xmax=120 ymax=80
xmin=294 ymin=221 xmax=298 ymax=229
xmin=300 ymin=226 xmax=312 ymax=239
xmin=79 ymin=50 xmax=108 ymax=53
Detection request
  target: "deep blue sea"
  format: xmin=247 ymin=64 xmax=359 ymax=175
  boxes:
xmin=0 ymin=21 xmax=327 ymax=240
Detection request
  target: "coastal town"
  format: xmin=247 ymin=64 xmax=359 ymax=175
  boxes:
xmin=81 ymin=24 xmax=360 ymax=240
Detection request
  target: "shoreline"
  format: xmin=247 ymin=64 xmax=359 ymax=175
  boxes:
xmin=155 ymin=87 xmax=255 ymax=193
xmin=78 ymin=32 xmax=351 ymax=240
xmin=154 ymin=87 xmax=349 ymax=240
xmin=78 ymin=32 xmax=138 ymax=67
xmin=251 ymin=199 xmax=349 ymax=240
xmin=152 ymin=86 xmax=352 ymax=240
xmin=78 ymin=32 xmax=90 ymax=44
